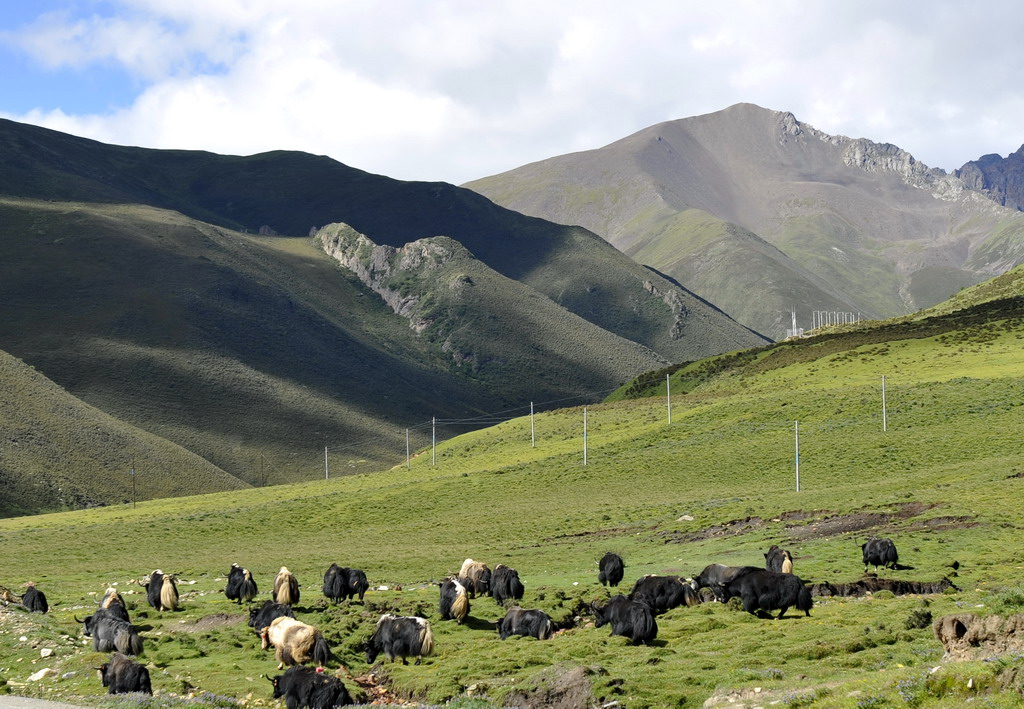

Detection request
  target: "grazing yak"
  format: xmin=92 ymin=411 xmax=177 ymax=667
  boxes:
xmin=593 ymin=595 xmax=657 ymax=645
xmin=862 ymin=537 xmax=899 ymax=572
xmin=144 ymin=570 xmax=178 ymax=611
xmin=497 ymin=607 xmax=554 ymax=640
xmin=628 ymin=575 xmax=698 ymax=613
xmin=100 ymin=588 xmax=130 ymax=621
xmin=598 ymin=552 xmax=625 ymax=587
xmin=98 ymin=652 xmax=152 ymax=695
xmin=366 ymin=614 xmax=434 ymax=666
xmin=275 ymin=567 xmax=301 ymax=606
xmin=79 ymin=608 xmax=144 ymax=655
xmin=765 ymin=545 xmax=794 ymax=574
xmin=721 ymin=568 xmax=813 ymax=619
xmin=261 ymin=616 xmax=332 ymax=670
xmin=21 ymin=583 xmax=48 ymax=613
xmin=691 ymin=564 xmax=759 ymax=602
xmin=490 ymin=564 xmax=525 ymax=605
xmin=322 ymin=564 xmax=369 ymax=604
xmin=249 ymin=600 xmax=295 ymax=633
xmin=439 ymin=578 xmax=469 ymax=624
xmin=269 ymin=665 xmax=353 ymax=709
xmin=226 ymin=564 xmax=259 ymax=604
xmin=458 ymin=559 xmax=491 ymax=598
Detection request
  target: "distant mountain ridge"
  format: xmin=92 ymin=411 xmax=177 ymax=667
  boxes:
xmin=465 ymin=103 xmax=1024 ymax=338
xmin=957 ymin=145 xmax=1024 ymax=212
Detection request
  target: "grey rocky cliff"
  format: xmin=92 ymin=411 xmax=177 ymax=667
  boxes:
xmin=956 ymin=145 xmax=1024 ymax=211
xmin=317 ymin=222 xmax=465 ymax=333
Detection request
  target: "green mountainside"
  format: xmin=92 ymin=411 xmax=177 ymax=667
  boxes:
xmin=0 ymin=119 xmax=764 ymax=516
xmin=466 ymin=103 xmax=1024 ymax=339
xmin=1 ymin=266 xmax=1023 ymax=707
xmin=0 ymin=348 xmax=246 ymax=517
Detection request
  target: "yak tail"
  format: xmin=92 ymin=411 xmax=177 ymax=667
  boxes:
xmin=116 ymin=628 xmax=143 ymax=656
xmin=781 ymin=557 xmax=794 ymax=574
xmin=419 ymin=623 xmax=435 ymax=658
xmin=797 ymin=585 xmax=813 ymax=615
xmin=160 ymin=578 xmax=179 ymax=611
xmin=241 ymin=574 xmax=258 ymax=603
xmin=451 ymin=590 xmax=469 ymax=622
xmin=538 ymin=618 xmax=554 ymax=641
xmin=313 ymin=631 xmax=333 ymax=666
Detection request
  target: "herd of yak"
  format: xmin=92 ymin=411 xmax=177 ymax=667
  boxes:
xmin=8 ymin=537 xmax=906 ymax=709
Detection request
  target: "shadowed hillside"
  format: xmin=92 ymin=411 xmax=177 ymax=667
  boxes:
xmin=466 ymin=103 xmax=1024 ymax=339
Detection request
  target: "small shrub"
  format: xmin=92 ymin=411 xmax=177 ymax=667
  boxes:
xmin=874 ymin=590 xmax=896 ymax=600
xmin=905 ymin=609 xmax=933 ymax=630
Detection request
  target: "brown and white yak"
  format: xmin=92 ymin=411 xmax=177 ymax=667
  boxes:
xmin=261 ymin=615 xmax=332 ymax=669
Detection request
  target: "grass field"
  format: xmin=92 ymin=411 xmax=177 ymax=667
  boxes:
xmin=2 ymin=288 xmax=1024 ymax=707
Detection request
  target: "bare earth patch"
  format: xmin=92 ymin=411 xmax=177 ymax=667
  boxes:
xmin=934 ymin=613 xmax=1024 ymax=660
xmin=170 ymin=612 xmax=245 ymax=632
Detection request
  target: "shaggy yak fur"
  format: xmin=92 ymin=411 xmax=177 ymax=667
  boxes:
xmin=322 ymin=564 xmax=369 ymax=604
xmin=862 ymin=537 xmax=899 ymax=572
xmin=490 ymin=564 xmax=525 ymax=605
xmin=98 ymin=652 xmax=152 ymax=695
xmin=269 ymin=665 xmax=353 ymax=708
xmin=274 ymin=567 xmax=301 ymax=606
xmin=100 ymin=588 xmax=130 ymax=621
xmin=628 ymin=574 xmax=699 ymax=613
xmin=144 ymin=570 xmax=178 ymax=611
xmin=765 ymin=545 xmax=794 ymax=574
xmin=366 ymin=614 xmax=434 ymax=665
xmin=598 ymin=552 xmax=625 ymax=587
xmin=439 ymin=578 xmax=470 ymax=624
xmin=261 ymin=616 xmax=332 ymax=670
xmin=593 ymin=595 xmax=658 ymax=645
xmin=226 ymin=563 xmax=259 ymax=604
xmin=691 ymin=564 xmax=759 ymax=602
xmin=721 ymin=568 xmax=813 ymax=619
xmin=249 ymin=600 xmax=295 ymax=633
xmin=81 ymin=610 xmax=144 ymax=655
xmin=21 ymin=584 xmax=48 ymax=613
xmin=458 ymin=559 xmax=491 ymax=598
xmin=496 ymin=607 xmax=554 ymax=640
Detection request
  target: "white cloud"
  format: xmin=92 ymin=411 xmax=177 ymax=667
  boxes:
xmin=3 ymin=0 xmax=1024 ymax=183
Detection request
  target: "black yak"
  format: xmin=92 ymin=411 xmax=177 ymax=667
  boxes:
xmin=269 ymin=665 xmax=353 ymax=709
xmin=81 ymin=610 xmax=144 ymax=655
xmin=721 ymin=568 xmax=813 ymax=619
xmin=144 ymin=570 xmax=178 ymax=611
xmin=366 ymin=614 xmax=434 ymax=665
xmin=275 ymin=567 xmax=300 ymax=606
xmin=862 ymin=537 xmax=899 ymax=572
xmin=691 ymin=564 xmax=758 ymax=602
xmin=496 ymin=607 xmax=554 ymax=640
xmin=439 ymin=578 xmax=469 ymax=624
xmin=593 ymin=594 xmax=657 ymax=644
xmin=100 ymin=587 xmax=130 ymax=621
xmin=249 ymin=600 xmax=295 ymax=633
xmin=261 ymin=616 xmax=332 ymax=669
xmin=21 ymin=584 xmax=47 ymax=613
xmin=765 ymin=545 xmax=794 ymax=574
xmin=598 ymin=552 xmax=625 ymax=587
xmin=98 ymin=652 xmax=152 ymax=695
xmin=322 ymin=565 xmax=369 ymax=604
xmin=458 ymin=559 xmax=491 ymax=598
xmin=226 ymin=563 xmax=258 ymax=604
xmin=628 ymin=575 xmax=698 ymax=613
xmin=490 ymin=564 xmax=525 ymax=605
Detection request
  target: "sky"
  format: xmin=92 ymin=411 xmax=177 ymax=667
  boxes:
xmin=2 ymin=0 xmax=1023 ymax=185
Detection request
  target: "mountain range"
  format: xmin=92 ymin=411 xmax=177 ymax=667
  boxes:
xmin=465 ymin=103 xmax=1024 ymax=338
xmin=0 ymin=117 xmax=763 ymax=516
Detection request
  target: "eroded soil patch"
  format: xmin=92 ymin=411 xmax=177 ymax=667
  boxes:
xmin=170 ymin=612 xmax=245 ymax=632
xmin=934 ymin=613 xmax=1024 ymax=660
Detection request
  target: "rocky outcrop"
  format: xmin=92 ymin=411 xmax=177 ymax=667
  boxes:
xmin=317 ymin=222 xmax=464 ymax=333
xmin=934 ymin=613 xmax=1024 ymax=660
xmin=957 ymin=146 xmax=1024 ymax=211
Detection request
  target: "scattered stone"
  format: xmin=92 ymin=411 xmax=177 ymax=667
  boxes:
xmin=40 ymin=648 xmax=53 ymax=658
xmin=62 ymin=671 xmax=77 ymax=679
xmin=28 ymin=667 xmax=55 ymax=681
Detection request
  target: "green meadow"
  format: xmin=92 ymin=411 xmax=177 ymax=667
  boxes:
xmin=2 ymin=286 xmax=1024 ymax=707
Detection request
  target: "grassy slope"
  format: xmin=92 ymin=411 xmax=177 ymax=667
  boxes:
xmin=0 ymin=349 xmax=246 ymax=516
xmin=2 ymin=288 xmax=1024 ymax=707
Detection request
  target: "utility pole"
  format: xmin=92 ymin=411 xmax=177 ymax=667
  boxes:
xmin=583 ymin=407 xmax=588 ymax=466
xmin=406 ymin=428 xmax=411 ymax=469
xmin=666 ymin=374 xmax=672 ymax=424
xmin=882 ymin=375 xmax=888 ymax=432
xmin=130 ymin=458 xmax=136 ymax=509
xmin=530 ymin=402 xmax=535 ymax=448
xmin=324 ymin=446 xmax=329 ymax=480
xmin=432 ymin=417 xmax=436 ymax=466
